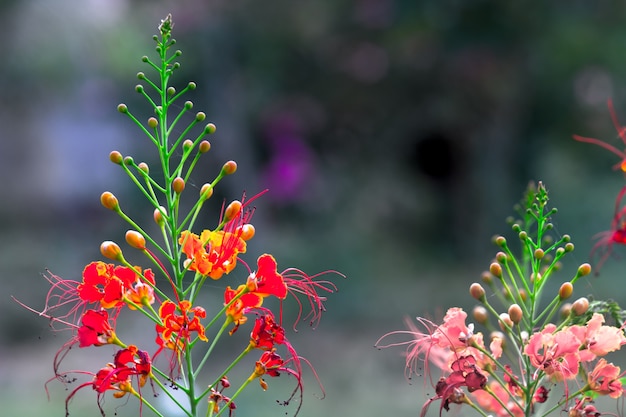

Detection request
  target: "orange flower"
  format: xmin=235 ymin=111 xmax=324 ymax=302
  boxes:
xmin=156 ymin=300 xmax=208 ymax=352
xmin=179 ymin=230 xmax=246 ymax=279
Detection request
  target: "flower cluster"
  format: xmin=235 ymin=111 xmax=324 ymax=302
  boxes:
xmin=16 ymin=15 xmax=342 ymax=417
xmin=378 ymin=180 xmax=626 ymax=417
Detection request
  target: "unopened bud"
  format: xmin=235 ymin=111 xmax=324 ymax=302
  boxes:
xmin=188 ymin=81 xmax=197 ymax=90
xmin=199 ymin=140 xmax=211 ymax=153
xmin=200 ymin=183 xmax=214 ymax=201
xmin=148 ymin=117 xmax=158 ymax=128
xmin=495 ymin=252 xmax=507 ymax=263
xmin=117 ymin=103 xmax=128 ymax=113
xmin=109 ymin=151 xmax=123 ymax=165
xmin=138 ymin=162 xmax=149 ymax=175
xmin=495 ymin=236 xmax=506 ymax=247
xmin=564 ymin=242 xmax=574 ymax=252
xmin=205 ymin=123 xmax=217 ymax=134
xmin=222 ymin=160 xmax=237 ymax=175
xmin=154 ymin=206 xmax=167 ymax=226
xmin=499 ymin=313 xmax=513 ymax=331
xmin=534 ymin=248 xmax=544 ymax=259
xmin=101 ymin=241 xmax=123 ymax=261
xmin=508 ymin=304 xmax=523 ymax=324
xmin=167 ymin=86 xmax=176 ymax=96
xmin=472 ymin=306 xmax=489 ymax=325
xmin=489 ymin=262 xmax=502 ymax=278
xmin=560 ymin=303 xmax=572 ymax=318
xmin=195 ymin=112 xmax=206 ymax=122
xmin=556 ymin=247 xmax=565 ymax=257
xmin=124 ymin=156 xmax=134 ymax=165
xmin=125 ymin=230 xmax=146 ymax=250
xmin=236 ymin=224 xmax=255 ymax=241
xmin=559 ymin=282 xmax=573 ymax=300
xmin=101 ymin=192 xmax=119 ymax=211
xmin=469 ymin=283 xmax=486 ymax=301
xmin=173 ymin=177 xmax=185 ymax=194
xmin=224 ymin=200 xmax=242 ymax=221
xmin=481 ymin=271 xmax=493 ymax=285
xmin=135 ymin=85 xmax=144 ymax=93
xmin=572 ymin=297 xmax=589 ymax=316
xmin=577 ymin=263 xmax=592 ymax=277
xmin=531 ymin=272 xmax=542 ymax=283
xmin=518 ymin=230 xmax=527 ymax=241
xmin=519 ymin=289 xmax=528 ymax=302
xmin=183 ymin=139 xmax=193 ymax=152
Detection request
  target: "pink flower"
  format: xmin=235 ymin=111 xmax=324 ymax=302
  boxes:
xmin=473 ymin=381 xmax=524 ymax=417
xmin=432 ymin=308 xmax=474 ymax=351
xmin=570 ymin=313 xmax=626 ymax=361
xmin=588 ymin=359 xmax=625 ymax=398
xmin=524 ymin=324 xmax=581 ymax=381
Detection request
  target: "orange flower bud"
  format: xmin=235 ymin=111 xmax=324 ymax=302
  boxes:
xmin=469 ymin=283 xmax=485 ymax=301
xmin=148 ymin=117 xmax=158 ymax=128
xmin=125 ymin=230 xmax=146 ymax=250
xmin=224 ymin=200 xmax=242 ymax=221
xmin=101 ymin=241 xmax=123 ymax=261
xmin=236 ymin=224 xmax=255 ymax=241
xmin=200 ymin=183 xmax=214 ymax=201
xmin=154 ymin=206 xmax=167 ymax=226
xmin=109 ymin=151 xmax=123 ymax=165
xmin=222 ymin=160 xmax=237 ymax=175
xmin=173 ymin=177 xmax=185 ymax=194
xmin=100 ymin=192 xmax=119 ymax=211
xmin=199 ymin=140 xmax=211 ymax=153
xmin=508 ymin=304 xmax=523 ymax=324
xmin=489 ymin=262 xmax=502 ymax=278
xmin=577 ymin=263 xmax=591 ymax=277
xmin=560 ymin=302 xmax=572 ymax=318
xmin=534 ymin=248 xmax=544 ymax=259
xmin=481 ymin=271 xmax=493 ymax=285
xmin=559 ymin=282 xmax=573 ymax=300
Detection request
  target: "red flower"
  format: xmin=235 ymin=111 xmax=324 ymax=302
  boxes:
xmin=589 ymin=185 xmax=626 ymax=272
xmin=155 ymin=300 xmax=208 ymax=352
xmin=246 ymin=254 xmax=288 ymax=298
xmin=77 ymin=309 xmax=118 ymax=347
xmin=250 ymin=312 xmax=286 ymax=350
xmin=224 ymin=285 xmax=263 ymax=334
xmin=56 ymin=345 xmax=152 ymax=416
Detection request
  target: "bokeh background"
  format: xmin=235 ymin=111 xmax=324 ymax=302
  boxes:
xmin=3 ymin=1 xmax=626 ymax=416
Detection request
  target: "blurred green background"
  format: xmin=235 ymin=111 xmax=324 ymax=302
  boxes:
xmin=4 ymin=1 xmax=626 ymax=416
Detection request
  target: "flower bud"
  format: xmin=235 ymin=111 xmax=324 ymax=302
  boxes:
xmin=577 ymin=263 xmax=591 ymax=277
xmin=148 ymin=117 xmax=158 ymax=128
xmin=572 ymin=297 xmax=589 ymax=316
xmin=469 ymin=283 xmax=486 ymax=301
xmin=200 ymin=183 xmax=214 ymax=201
xmin=154 ymin=206 xmax=167 ymax=226
xmin=167 ymin=86 xmax=176 ymax=96
xmin=137 ymin=72 xmax=146 ymax=80
xmin=117 ymin=103 xmax=128 ymax=113
xmin=508 ymin=304 xmax=523 ymax=325
xmin=124 ymin=156 xmax=134 ymax=165
xmin=221 ymin=160 xmax=237 ymax=175
xmin=472 ymin=306 xmax=489 ymax=325
xmin=205 ymin=123 xmax=217 ymax=134
xmin=534 ymin=248 xmax=544 ymax=259
xmin=481 ymin=271 xmax=493 ymax=285
xmin=138 ymin=162 xmax=149 ymax=175
xmin=109 ymin=151 xmax=123 ymax=165
xmin=556 ymin=247 xmax=565 ymax=257
xmin=495 ymin=236 xmax=506 ymax=247
xmin=489 ymin=262 xmax=502 ymax=278
xmin=499 ymin=313 xmax=513 ymax=331
xmin=199 ymin=140 xmax=211 ymax=153
xmin=173 ymin=177 xmax=185 ymax=194
xmin=518 ymin=230 xmax=527 ymax=241
xmin=101 ymin=241 xmax=123 ymax=261
xmin=184 ymin=100 xmax=193 ymax=110
xmin=530 ymin=272 xmax=541 ymax=283
xmin=195 ymin=112 xmax=206 ymax=122
xmin=236 ymin=224 xmax=255 ymax=241
xmin=135 ymin=84 xmax=144 ymax=93
xmin=125 ymin=230 xmax=146 ymax=250
xmin=495 ymin=252 xmax=507 ymax=264
xmin=100 ymin=192 xmax=119 ymax=211
xmin=560 ymin=303 xmax=572 ymax=318
xmin=564 ymin=242 xmax=574 ymax=252
xmin=559 ymin=282 xmax=573 ymax=300
xmin=224 ymin=200 xmax=242 ymax=221
xmin=188 ymin=81 xmax=197 ymax=90
xmin=183 ymin=139 xmax=193 ymax=152
xmin=519 ymin=289 xmax=528 ymax=302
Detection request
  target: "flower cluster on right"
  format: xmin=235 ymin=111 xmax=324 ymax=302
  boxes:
xmin=378 ymin=102 xmax=626 ymax=417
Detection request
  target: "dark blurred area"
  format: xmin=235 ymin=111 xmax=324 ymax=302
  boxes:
xmin=4 ymin=1 xmax=626 ymax=416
